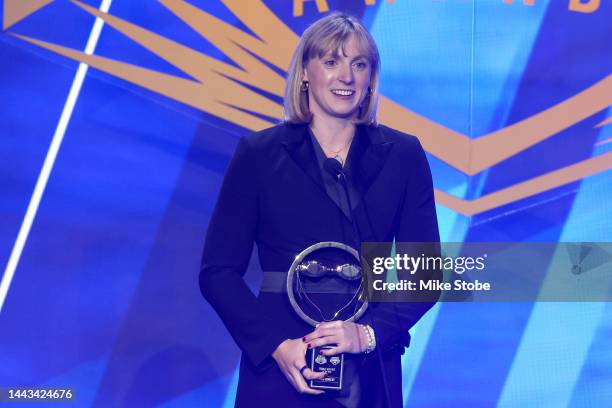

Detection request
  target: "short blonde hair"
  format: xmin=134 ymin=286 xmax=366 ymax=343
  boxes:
xmin=283 ymin=13 xmax=380 ymax=125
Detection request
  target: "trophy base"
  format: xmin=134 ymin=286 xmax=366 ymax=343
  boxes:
xmin=309 ymin=345 xmax=343 ymax=390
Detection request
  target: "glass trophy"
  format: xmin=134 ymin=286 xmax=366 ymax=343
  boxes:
xmin=286 ymin=242 xmax=368 ymax=390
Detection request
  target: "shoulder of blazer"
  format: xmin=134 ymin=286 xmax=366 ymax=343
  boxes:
xmin=374 ymin=124 xmax=426 ymax=163
xmin=377 ymin=124 xmax=420 ymax=147
xmin=241 ymin=122 xmax=304 ymax=150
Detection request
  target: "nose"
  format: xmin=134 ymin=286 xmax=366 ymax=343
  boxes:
xmin=337 ymin=62 xmax=354 ymax=84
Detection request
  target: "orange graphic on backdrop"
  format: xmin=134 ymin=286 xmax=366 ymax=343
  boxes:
xmin=5 ymin=0 xmax=612 ymax=215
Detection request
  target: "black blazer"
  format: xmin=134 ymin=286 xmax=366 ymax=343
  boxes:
xmin=200 ymin=122 xmax=440 ymax=407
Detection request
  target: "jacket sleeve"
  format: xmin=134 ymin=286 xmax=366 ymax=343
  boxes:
xmin=365 ymin=137 xmax=441 ymax=353
xmin=199 ymin=136 xmax=288 ymax=369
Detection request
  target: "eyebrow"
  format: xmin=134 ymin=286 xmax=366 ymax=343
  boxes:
xmin=324 ymin=51 xmax=369 ymax=61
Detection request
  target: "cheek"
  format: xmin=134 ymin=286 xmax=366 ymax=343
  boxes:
xmin=357 ymin=71 xmax=371 ymax=87
xmin=320 ymin=71 xmax=335 ymax=85
xmin=307 ymin=69 xmax=331 ymax=92
xmin=356 ymin=77 xmax=370 ymax=100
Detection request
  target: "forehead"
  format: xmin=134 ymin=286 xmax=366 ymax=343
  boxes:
xmin=308 ymin=32 xmax=371 ymax=60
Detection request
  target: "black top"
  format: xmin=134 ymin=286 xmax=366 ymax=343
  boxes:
xmin=308 ymin=127 xmax=359 ymax=223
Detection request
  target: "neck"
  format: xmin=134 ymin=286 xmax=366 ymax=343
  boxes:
xmin=309 ymin=115 xmax=356 ymax=148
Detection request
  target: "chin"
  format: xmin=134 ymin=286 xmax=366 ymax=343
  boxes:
xmin=328 ymin=107 xmax=359 ymax=118
xmin=329 ymin=112 xmax=358 ymax=120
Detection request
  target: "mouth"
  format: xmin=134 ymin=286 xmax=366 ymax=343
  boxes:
xmin=330 ymin=89 xmax=355 ymax=97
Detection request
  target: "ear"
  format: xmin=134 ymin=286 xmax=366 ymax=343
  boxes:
xmin=302 ymin=67 xmax=308 ymax=81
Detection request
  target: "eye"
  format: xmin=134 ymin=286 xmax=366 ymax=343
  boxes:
xmin=324 ymin=59 xmax=337 ymax=67
xmin=353 ymin=61 xmax=368 ymax=70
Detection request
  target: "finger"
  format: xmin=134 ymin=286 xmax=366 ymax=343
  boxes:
xmin=300 ymin=366 xmax=327 ymax=381
xmin=317 ymin=320 xmax=343 ymax=330
xmin=304 ymin=327 xmax=336 ymax=343
xmin=319 ymin=345 xmax=343 ymax=356
xmin=307 ymin=335 xmax=339 ymax=349
xmin=295 ymin=357 xmax=326 ymax=381
xmin=290 ymin=368 xmax=324 ymax=395
xmin=306 ymin=329 xmax=338 ymax=346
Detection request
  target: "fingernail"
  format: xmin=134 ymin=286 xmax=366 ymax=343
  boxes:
xmin=302 ymin=337 xmax=306 ymax=342
xmin=307 ymin=343 xmax=312 ymax=349
xmin=319 ymin=350 xmax=324 ymax=355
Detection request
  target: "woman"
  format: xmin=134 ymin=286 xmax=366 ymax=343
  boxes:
xmin=200 ymin=12 xmax=439 ymax=407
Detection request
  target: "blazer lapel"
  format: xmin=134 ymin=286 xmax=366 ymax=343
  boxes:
xmin=280 ymin=123 xmax=326 ymax=194
xmin=281 ymin=123 xmax=354 ymax=223
xmin=347 ymin=124 xmax=393 ymax=198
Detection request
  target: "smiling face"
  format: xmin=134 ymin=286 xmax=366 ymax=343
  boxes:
xmin=303 ymin=34 xmax=372 ymax=122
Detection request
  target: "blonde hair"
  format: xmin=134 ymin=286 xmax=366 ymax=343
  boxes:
xmin=283 ymin=13 xmax=380 ymax=125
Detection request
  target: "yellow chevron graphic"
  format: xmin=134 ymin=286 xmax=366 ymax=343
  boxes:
xmin=6 ymin=0 xmax=612 ymax=215
xmin=2 ymin=0 xmax=53 ymax=30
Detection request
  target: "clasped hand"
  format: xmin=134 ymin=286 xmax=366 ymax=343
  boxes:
xmin=271 ymin=321 xmax=367 ymax=395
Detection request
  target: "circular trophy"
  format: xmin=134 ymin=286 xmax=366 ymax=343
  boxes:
xmin=286 ymin=241 xmax=368 ymax=390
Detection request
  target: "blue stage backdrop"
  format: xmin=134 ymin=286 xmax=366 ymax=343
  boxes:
xmin=1 ymin=0 xmax=611 ymax=406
